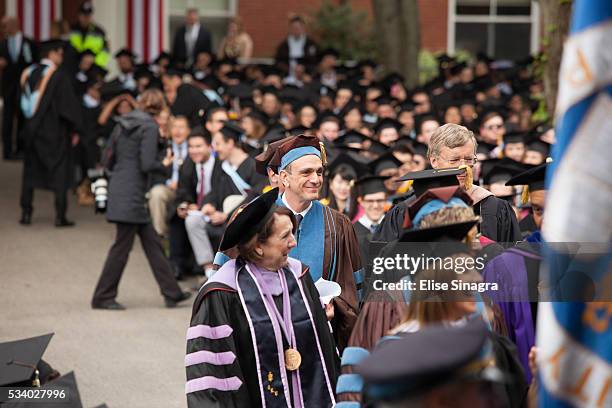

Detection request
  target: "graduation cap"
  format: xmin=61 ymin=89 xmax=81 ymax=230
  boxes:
xmin=260 ymin=64 xmax=285 ymax=78
xmin=164 ymin=66 xmax=187 ymax=78
xmin=355 ymin=175 xmax=388 ymax=197
xmin=359 ymin=59 xmax=378 ymax=69
xmin=334 ymin=129 xmax=369 ymax=146
xmin=480 ymin=158 xmax=532 ymax=186
xmin=0 ymin=334 xmax=53 ymax=387
xmin=372 ymin=94 xmax=393 ymax=106
xmin=505 ymin=162 xmax=548 ymax=192
xmin=255 ymin=136 xmax=293 ymax=175
xmin=269 ymin=134 xmax=325 ymax=170
xmin=503 ymin=131 xmax=527 ymax=145
xmin=326 ymin=152 xmax=369 ymax=180
xmin=246 ymin=108 xmax=270 ymax=126
xmin=260 ymin=85 xmax=279 ymax=97
xmin=373 ymin=118 xmax=402 ymax=134
xmin=338 ymin=100 xmax=363 ymax=118
xmin=369 ymin=153 xmax=402 ymax=176
xmin=358 ymin=318 xmax=502 ymax=401
xmin=218 ymin=188 xmax=280 ymax=251
xmin=526 ymin=140 xmax=550 ymax=157
xmin=99 ymin=81 xmax=134 ymax=102
xmin=153 ymin=51 xmax=171 ymax=65
xmin=318 ymin=47 xmax=340 ymax=60
xmin=39 ymin=39 xmax=65 ymax=55
xmin=226 ymin=82 xmax=253 ymax=99
xmin=220 ymin=121 xmax=246 ymax=142
xmin=114 ymin=48 xmax=136 ymax=60
xmin=397 ymin=168 xmax=463 ymax=196
xmin=287 ymin=125 xmax=311 ymax=136
xmin=78 ymin=49 xmax=96 ymax=59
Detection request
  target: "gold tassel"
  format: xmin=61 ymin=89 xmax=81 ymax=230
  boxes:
xmin=521 ymin=185 xmax=530 ymax=206
xmin=396 ymin=180 xmax=413 ymax=194
xmin=32 ymin=369 xmax=40 ymax=387
xmin=319 ymin=142 xmax=327 ymax=166
xmin=319 ymin=198 xmax=330 ymax=206
xmin=458 ymin=165 xmax=473 ymax=190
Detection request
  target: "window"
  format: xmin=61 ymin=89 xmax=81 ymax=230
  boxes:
xmin=168 ymin=0 xmax=237 ymax=52
xmin=448 ymin=0 xmax=539 ymax=60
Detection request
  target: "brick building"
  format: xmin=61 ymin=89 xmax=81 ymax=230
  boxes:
xmin=1 ymin=0 xmax=539 ymax=71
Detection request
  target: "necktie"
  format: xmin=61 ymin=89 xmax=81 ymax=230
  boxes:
xmin=370 ymin=223 xmax=379 ymax=234
xmin=196 ymin=164 xmax=205 ymax=207
xmin=295 ymin=214 xmax=303 ymax=242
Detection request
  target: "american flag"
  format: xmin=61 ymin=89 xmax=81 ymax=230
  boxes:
xmin=6 ymin=0 xmax=62 ymax=41
xmin=127 ymin=0 xmax=164 ymax=63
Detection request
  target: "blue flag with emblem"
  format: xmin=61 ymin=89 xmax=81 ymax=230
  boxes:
xmin=537 ymin=1 xmax=612 ymax=407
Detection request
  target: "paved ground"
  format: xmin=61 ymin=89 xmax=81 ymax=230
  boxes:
xmin=0 ymin=158 xmax=197 ymax=408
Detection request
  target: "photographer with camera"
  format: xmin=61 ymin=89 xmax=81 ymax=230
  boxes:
xmin=91 ymin=89 xmax=190 ymax=310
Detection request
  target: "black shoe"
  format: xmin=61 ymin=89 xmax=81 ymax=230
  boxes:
xmin=164 ymin=291 xmax=192 ymax=308
xmin=92 ymin=300 xmax=126 ymax=310
xmin=55 ymin=217 xmax=75 ymax=227
xmin=19 ymin=211 xmax=32 ymax=225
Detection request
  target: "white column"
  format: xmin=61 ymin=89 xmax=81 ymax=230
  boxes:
xmin=92 ymin=0 xmax=127 ymax=77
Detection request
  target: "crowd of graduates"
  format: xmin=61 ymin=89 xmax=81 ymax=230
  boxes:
xmin=1 ymin=3 xmax=559 ymax=407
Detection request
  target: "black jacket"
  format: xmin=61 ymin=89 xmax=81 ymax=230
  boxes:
xmin=0 ymin=35 xmax=37 ymax=96
xmin=106 ymin=110 xmax=167 ymax=224
xmin=172 ymin=24 xmax=212 ymax=67
xmin=274 ymin=36 xmax=318 ymax=68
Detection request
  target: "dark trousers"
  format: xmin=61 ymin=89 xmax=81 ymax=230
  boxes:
xmin=2 ymin=87 xmax=24 ymax=157
xmin=92 ymin=222 xmax=183 ymax=304
xmin=169 ymin=216 xmax=196 ymax=275
xmin=20 ymin=185 xmax=68 ymax=219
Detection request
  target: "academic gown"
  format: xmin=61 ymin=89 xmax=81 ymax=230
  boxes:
xmin=203 ymin=156 xmax=267 ymax=211
xmin=21 ymin=65 xmax=82 ymax=192
xmin=482 ymin=240 xmax=541 ymax=383
xmin=276 ymin=198 xmax=363 ymax=352
xmin=170 ymin=83 xmax=212 ymax=128
xmin=186 ymin=257 xmax=339 ymax=408
xmin=353 ymin=221 xmax=373 ymax=264
xmin=373 ymin=187 xmax=522 ymax=244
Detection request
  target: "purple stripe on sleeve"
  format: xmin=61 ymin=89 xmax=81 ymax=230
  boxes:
xmin=185 ymin=350 xmax=236 ymax=367
xmin=185 ymin=376 xmax=243 ymax=394
xmin=186 ymin=324 xmax=233 ymax=340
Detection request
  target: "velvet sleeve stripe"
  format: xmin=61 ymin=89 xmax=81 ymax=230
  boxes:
xmin=340 ymin=347 xmax=370 ymax=367
xmin=336 ymin=373 xmax=365 ymax=394
xmin=336 ymin=402 xmax=361 ymax=408
xmin=185 ymin=376 xmax=243 ymax=394
xmin=185 ymin=350 xmax=237 ymax=367
xmin=186 ymin=324 xmax=233 ymax=340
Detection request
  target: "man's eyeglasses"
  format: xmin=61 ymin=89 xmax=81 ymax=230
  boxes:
xmin=440 ymin=156 xmax=478 ymax=166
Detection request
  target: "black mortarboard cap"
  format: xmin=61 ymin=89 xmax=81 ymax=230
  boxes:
xmin=526 ymin=140 xmax=550 ymax=157
xmin=164 ymin=66 xmax=186 ymax=78
xmin=287 ymin=125 xmax=311 ymax=136
xmin=481 ymin=158 xmax=532 ymax=185
xmin=369 ymin=153 xmax=403 ymax=175
xmin=39 ymin=39 xmax=65 ymax=55
xmin=372 ymin=94 xmax=393 ymax=106
xmin=255 ymin=136 xmax=293 ymax=175
xmin=226 ymin=82 xmax=253 ymax=99
xmin=357 ymin=318 xmax=501 ymax=401
xmin=0 ymin=334 xmax=53 ymax=386
xmin=114 ymin=48 xmax=136 ymax=60
xmin=220 ymin=121 xmax=245 ymax=142
xmin=374 ymin=118 xmax=402 ymax=134
xmin=334 ymin=129 xmax=369 ymax=146
xmin=246 ymin=108 xmax=270 ymax=126
xmin=326 ymin=152 xmax=368 ymax=180
xmin=505 ymin=162 xmax=548 ymax=191
xmin=503 ymin=131 xmax=527 ymax=145
xmin=79 ymin=49 xmax=96 ymax=59
xmin=218 ymin=188 xmax=280 ymax=251
xmin=4 ymin=371 xmax=85 ymax=408
xmin=153 ymin=51 xmax=171 ymax=65
xmin=318 ymin=47 xmax=340 ymax=60
xmin=355 ymin=175 xmax=388 ymax=197
xmin=397 ymin=168 xmax=463 ymax=196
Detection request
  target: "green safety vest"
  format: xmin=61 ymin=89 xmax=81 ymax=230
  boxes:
xmin=69 ymin=29 xmax=109 ymax=67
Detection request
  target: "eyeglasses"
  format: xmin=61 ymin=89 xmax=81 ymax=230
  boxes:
xmin=440 ymin=156 xmax=478 ymax=166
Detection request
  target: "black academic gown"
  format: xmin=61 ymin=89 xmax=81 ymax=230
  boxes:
xmin=373 ymin=189 xmax=521 ymax=244
xmin=186 ymin=258 xmax=339 ymax=408
xmin=21 ymin=65 xmax=81 ymax=192
xmin=170 ymin=84 xmax=212 ymax=128
xmin=203 ymin=156 xmax=267 ymax=211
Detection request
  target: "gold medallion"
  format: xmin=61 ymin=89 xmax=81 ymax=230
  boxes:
xmin=284 ymin=348 xmax=302 ymax=371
